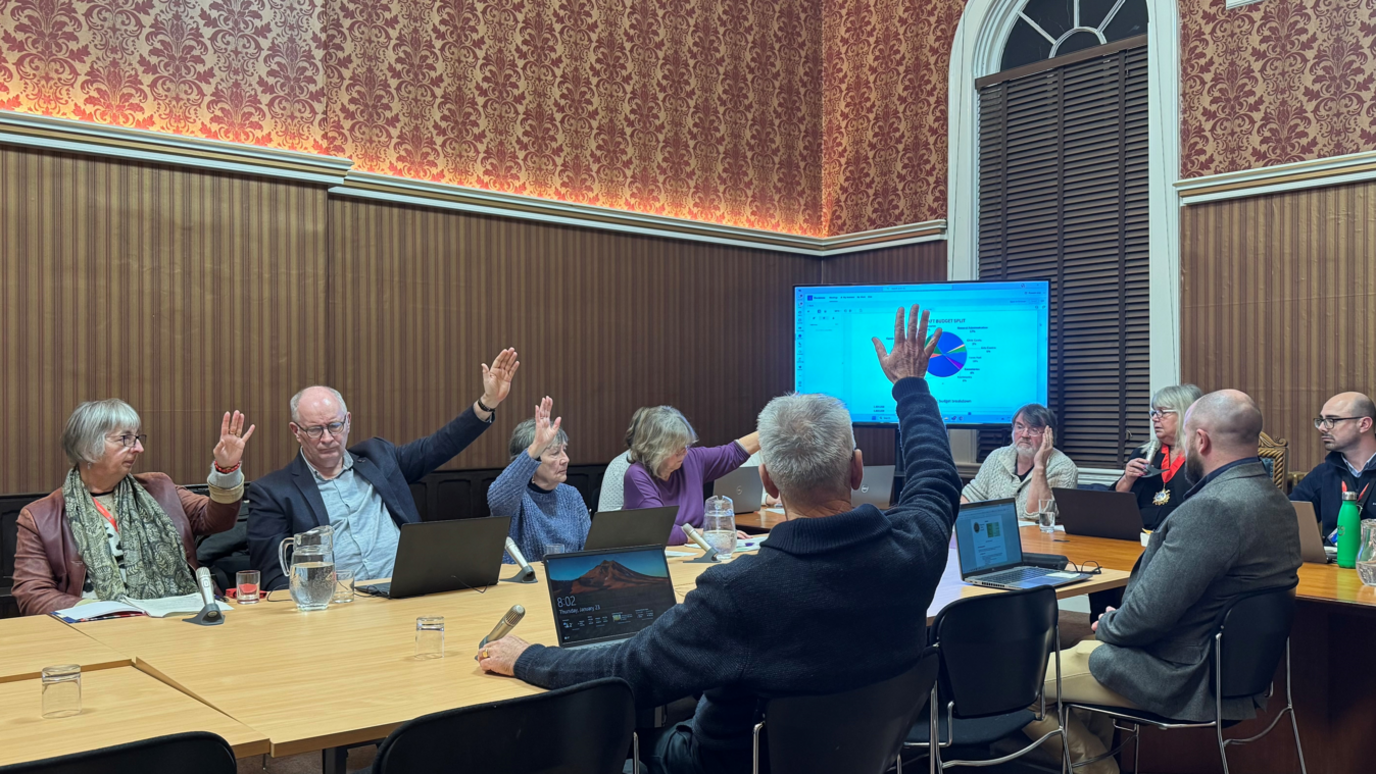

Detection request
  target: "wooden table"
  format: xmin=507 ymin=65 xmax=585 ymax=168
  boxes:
xmin=0 ymin=615 xmax=132 ymax=684
xmin=0 ymin=666 xmax=268 ymax=765
xmin=737 ymin=507 xmax=787 ymax=534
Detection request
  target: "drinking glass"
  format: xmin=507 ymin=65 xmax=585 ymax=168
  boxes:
xmin=416 ymin=616 xmax=445 ymax=660
xmin=41 ymin=665 xmax=81 ymax=719
xmin=703 ymin=496 xmax=738 ymax=554
xmin=1037 ymin=498 xmax=1057 ymax=533
xmin=333 ymin=570 xmax=355 ymax=604
xmin=235 ymin=570 xmax=261 ymax=605
xmin=542 ymin=543 xmax=567 ymax=560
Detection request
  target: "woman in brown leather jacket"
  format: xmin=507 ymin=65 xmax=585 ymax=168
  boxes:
xmin=13 ymin=399 xmax=255 ymax=615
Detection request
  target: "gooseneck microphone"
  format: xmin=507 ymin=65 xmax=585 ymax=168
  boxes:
xmin=477 ymin=605 xmax=526 ymax=659
xmin=502 ymin=538 xmax=538 ymax=583
xmin=184 ymin=566 xmax=225 ymax=626
xmin=195 ymin=566 xmax=217 ymax=608
xmin=681 ymin=524 xmax=721 ymax=563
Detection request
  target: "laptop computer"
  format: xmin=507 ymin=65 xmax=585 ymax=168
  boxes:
xmin=545 ymin=545 xmax=679 ymax=649
xmin=713 ymin=466 xmax=765 ymax=513
xmin=583 ymin=506 xmax=680 ymax=551
xmin=1053 ymin=488 xmax=1146 ymax=541
xmin=1292 ymin=501 xmax=1332 ymax=564
xmin=356 ymin=516 xmax=511 ymax=599
xmin=955 ymin=500 xmax=1091 ymax=590
xmin=853 ymin=465 xmax=895 ymax=509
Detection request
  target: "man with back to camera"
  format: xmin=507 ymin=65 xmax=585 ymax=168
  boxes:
xmin=1024 ymin=390 xmax=1302 ymax=773
xmin=477 ymin=306 xmax=963 ymax=774
xmin=1290 ymin=391 xmax=1376 ymax=541
xmin=247 ymin=349 xmax=520 ymax=592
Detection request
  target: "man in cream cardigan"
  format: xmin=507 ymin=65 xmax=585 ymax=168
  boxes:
xmin=961 ymin=403 xmax=1079 ymax=518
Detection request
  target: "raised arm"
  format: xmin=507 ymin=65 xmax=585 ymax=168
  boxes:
xmin=394 ymin=348 xmax=519 ymax=482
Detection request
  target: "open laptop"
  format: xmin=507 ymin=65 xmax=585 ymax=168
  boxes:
xmin=545 ymin=545 xmax=679 ymax=650
xmin=853 ymin=465 xmax=895 ymax=509
xmin=1053 ymin=488 xmax=1146 ymax=541
xmin=713 ymin=466 xmax=765 ymax=513
xmin=1292 ymin=501 xmax=1332 ymax=564
xmin=356 ymin=516 xmax=511 ymax=599
xmin=955 ymin=499 xmax=1090 ymax=590
xmin=583 ymin=506 xmax=680 ymax=551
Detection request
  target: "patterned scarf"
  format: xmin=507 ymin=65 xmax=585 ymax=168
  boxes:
xmin=62 ymin=468 xmax=197 ymax=601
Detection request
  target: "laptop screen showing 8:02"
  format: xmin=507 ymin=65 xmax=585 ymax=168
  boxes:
xmin=545 ymin=546 xmax=679 ymax=647
xmin=955 ymin=500 xmax=1024 ymax=575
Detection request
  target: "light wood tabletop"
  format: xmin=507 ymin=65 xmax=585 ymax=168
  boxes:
xmin=0 ymin=615 xmax=132 ymax=684
xmin=0 ymin=666 xmax=268 ymax=765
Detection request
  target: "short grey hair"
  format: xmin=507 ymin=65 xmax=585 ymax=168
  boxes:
xmin=1013 ymin=404 xmax=1056 ymax=429
xmin=290 ymin=386 xmax=348 ymax=424
xmin=1142 ymin=383 xmax=1204 ymax=459
xmin=628 ymin=406 xmax=698 ymax=478
xmin=758 ymin=393 xmax=856 ymax=503
xmin=62 ymin=399 xmax=142 ymax=466
xmin=509 ymin=419 xmax=569 ymax=460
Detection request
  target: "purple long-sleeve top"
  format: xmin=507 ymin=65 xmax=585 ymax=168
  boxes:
xmin=623 ymin=442 xmax=751 ymax=545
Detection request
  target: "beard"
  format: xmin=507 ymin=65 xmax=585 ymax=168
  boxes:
xmin=1183 ymin=449 xmax=1205 ymax=487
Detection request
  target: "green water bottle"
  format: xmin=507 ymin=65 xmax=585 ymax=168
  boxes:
xmin=1336 ymin=491 xmax=1361 ymax=569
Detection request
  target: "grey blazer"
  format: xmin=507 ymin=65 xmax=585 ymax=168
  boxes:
xmin=1089 ymin=461 xmax=1301 ymax=722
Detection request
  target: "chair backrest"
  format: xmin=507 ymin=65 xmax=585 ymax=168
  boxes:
xmin=1216 ymin=584 xmax=1297 ymax=700
xmin=373 ymin=677 xmax=634 ymax=774
xmin=0 ymin=731 xmax=235 ymax=774
xmin=1257 ymin=432 xmax=1288 ymax=490
xmin=931 ymin=586 xmax=1057 ymax=719
xmin=763 ymin=648 xmax=939 ymax=774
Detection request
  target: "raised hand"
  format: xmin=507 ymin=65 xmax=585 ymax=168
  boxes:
xmin=871 ymin=305 xmax=942 ymax=383
xmin=1033 ymin=427 xmax=1056 ymax=470
xmin=212 ymin=411 xmax=256 ymax=470
xmin=527 ymin=396 xmax=563 ymax=458
xmin=481 ymin=348 xmax=520 ymax=408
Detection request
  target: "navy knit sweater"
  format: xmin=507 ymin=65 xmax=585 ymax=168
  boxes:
xmin=514 ymin=377 xmax=962 ymax=773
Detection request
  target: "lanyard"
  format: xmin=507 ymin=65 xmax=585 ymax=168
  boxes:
xmin=92 ymin=499 xmax=119 ymax=534
xmin=1340 ymin=480 xmax=1374 ymax=510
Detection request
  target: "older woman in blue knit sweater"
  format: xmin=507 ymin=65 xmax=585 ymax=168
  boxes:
xmin=488 ymin=397 xmax=590 ymax=563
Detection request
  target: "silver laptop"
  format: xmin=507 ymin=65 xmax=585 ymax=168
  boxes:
xmin=955 ymin=500 xmax=1090 ymax=590
xmin=1292 ymin=501 xmax=1331 ymax=564
xmin=714 ymin=466 xmax=764 ymax=513
xmin=853 ymin=465 xmax=895 ymax=508
xmin=544 ymin=545 xmax=679 ymax=649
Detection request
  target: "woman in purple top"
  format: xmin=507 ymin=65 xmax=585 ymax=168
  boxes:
xmin=622 ymin=406 xmax=761 ymax=545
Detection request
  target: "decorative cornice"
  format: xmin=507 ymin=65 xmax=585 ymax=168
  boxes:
xmin=1177 ymin=149 xmax=1376 ymax=205
xmin=0 ymin=110 xmax=351 ymax=186
xmin=0 ymin=109 xmax=946 ymax=255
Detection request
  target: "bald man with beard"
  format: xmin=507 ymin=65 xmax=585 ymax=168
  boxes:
xmin=1024 ymin=390 xmax=1302 ymax=774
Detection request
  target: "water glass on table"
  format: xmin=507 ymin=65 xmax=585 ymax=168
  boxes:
xmin=542 ymin=543 xmax=566 ymax=561
xmin=1036 ymin=498 xmax=1058 ymax=533
xmin=333 ymin=570 xmax=355 ymax=604
xmin=41 ymin=665 xmax=81 ymax=719
xmin=415 ymin=616 xmax=445 ymax=660
xmin=235 ymin=569 xmax=261 ymax=604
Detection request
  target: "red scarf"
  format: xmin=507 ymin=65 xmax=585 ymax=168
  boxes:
xmin=1160 ymin=446 xmax=1186 ymax=484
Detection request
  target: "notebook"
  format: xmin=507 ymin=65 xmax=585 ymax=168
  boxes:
xmin=51 ymin=594 xmax=230 ymax=623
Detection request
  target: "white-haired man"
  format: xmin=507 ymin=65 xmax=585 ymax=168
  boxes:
xmin=477 ymin=307 xmax=962 ymax=774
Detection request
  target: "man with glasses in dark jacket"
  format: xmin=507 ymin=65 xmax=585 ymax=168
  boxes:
xmin=1291 ymin=391 xmax=1376 ymax=541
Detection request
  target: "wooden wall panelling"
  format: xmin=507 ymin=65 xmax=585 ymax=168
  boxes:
xmin=0 ymin=148 xmax=331 ymax=494
xmin=1181 ymin=180 xmax=1376 ymax=474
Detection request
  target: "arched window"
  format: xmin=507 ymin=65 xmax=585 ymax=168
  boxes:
xmin=1001 ymin=0 xmax=1149 ymax=71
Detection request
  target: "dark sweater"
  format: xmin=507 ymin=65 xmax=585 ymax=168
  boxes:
xmin=513 ymin=378 xmax=962 ymax=774
xmin=1290 ymin=450 xmax=1376 ymax=540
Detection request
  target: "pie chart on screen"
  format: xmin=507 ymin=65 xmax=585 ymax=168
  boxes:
xmin=928 ymin=332 xmax=968 ymax=378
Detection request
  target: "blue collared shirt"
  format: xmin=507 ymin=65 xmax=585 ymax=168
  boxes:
xmin=1182 ymin=457 xmax=1260 ymax=501
xmin=305 ymin=452 xmax=400 ymax=580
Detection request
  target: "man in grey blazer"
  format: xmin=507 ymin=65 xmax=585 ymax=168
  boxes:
xmin=1026 ymin=390 xmax=1302 ymax=773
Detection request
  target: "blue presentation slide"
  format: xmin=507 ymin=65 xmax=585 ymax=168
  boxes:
xmin=794 ymin=282 xmax=1049 ymax=425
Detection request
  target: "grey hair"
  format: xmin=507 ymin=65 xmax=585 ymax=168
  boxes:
xmin=758 ymin=393 xmax=856 ymax=504
xmin=1142 ymin=383 xmax=1204 ymax=460
xmin=290 ymin=386 xmax=348 ymax=424
xmin=509 ymin=418 xmax=570 ymax=460
xmin=628 ymin=406 xmax=699 ymax=478
xmin=62 ymin=399 xmax=142 ymax=466
xmin=1013 ymin=404 xmax=1056 ymax=430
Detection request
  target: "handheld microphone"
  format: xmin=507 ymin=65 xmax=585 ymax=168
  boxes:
xmin=681 ymin=524 xmax=716 ymax=554
xmin=195 ymin=566 xmax=216 ymax=608
xmin=477 ymin=605 xmax=526 ymax=659
xmin=505 ymin=537 xmax=532 ymax=570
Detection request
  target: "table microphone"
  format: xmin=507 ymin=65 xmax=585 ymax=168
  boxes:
xmin=477 ymin=605 xmax=525 ymax=659
xmin=681 ymin=524 xmax=717 ymax=556
xmin=505 ymin=538 xmax=533 ymax=571
xmin=183 ymin=566 xmax=224 ymax=626
xmin=195 ymin=566 xmax=217 ymax=608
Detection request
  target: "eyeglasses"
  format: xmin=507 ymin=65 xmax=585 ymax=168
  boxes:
xmin=1314 ymin=416 xmax=1363 ymax=431
xmin=1012 ymin=424 xmax=1045 ymax=437
xmin=111 ymin=433 xmax=147 ymax=449
xmin=1148 ymin=408 xmax=1179 ymax=419
xmin=297 ymin=420 xmax=348 ymax=440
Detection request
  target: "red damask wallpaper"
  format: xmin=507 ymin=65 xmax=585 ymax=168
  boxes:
xmin=1179 ymin=0 xmax=1376 ymax=177
xmin=0 ymin=0 xmax=825 ymax=234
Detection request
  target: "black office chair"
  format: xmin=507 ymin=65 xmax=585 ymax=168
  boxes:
xmin=905 ymin=585 xmax=1068 ymax=773
xmin=372 ymin=677 xmax=636 ymax=774
xmin=0 ymin=731 xmax=236 ymax=774
xmin=752 ymin=648 xmax=939 ymax=774
xmin=1067 ymin=583 xmax=1306 ymax=774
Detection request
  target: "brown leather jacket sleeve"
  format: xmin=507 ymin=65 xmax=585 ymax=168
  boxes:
xmin=13 ymin=508 xmax=82 ymax=616
xmin=175 ymin=485 xmax=240 ymax=538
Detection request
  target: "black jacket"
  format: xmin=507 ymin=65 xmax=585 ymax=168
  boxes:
xmin=1290 ymin=450 xmax=1376 ymax=539
xmin=248 ymin=408 xmax=493 ymax=591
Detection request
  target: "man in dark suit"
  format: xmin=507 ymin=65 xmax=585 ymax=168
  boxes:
xmin=1026 ymin=390 xmax=1302 ymax=773
xmin=248 ymin=349 xmax=520 ymax=591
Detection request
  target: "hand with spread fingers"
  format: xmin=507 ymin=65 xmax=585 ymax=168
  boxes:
xmin=871 ymin=304 xmax=942 ymax=383
xmin=212 ymin=411 xmax=255 ymax=470
xmin=527 ymin=397 xmax=564 ymax=459
xmin=481 ymin=348 xmax=520 ymax=409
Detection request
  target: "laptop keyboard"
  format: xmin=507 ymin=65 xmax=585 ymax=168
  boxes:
xmin=975 ymin=566 xmax=1057 ymax=585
